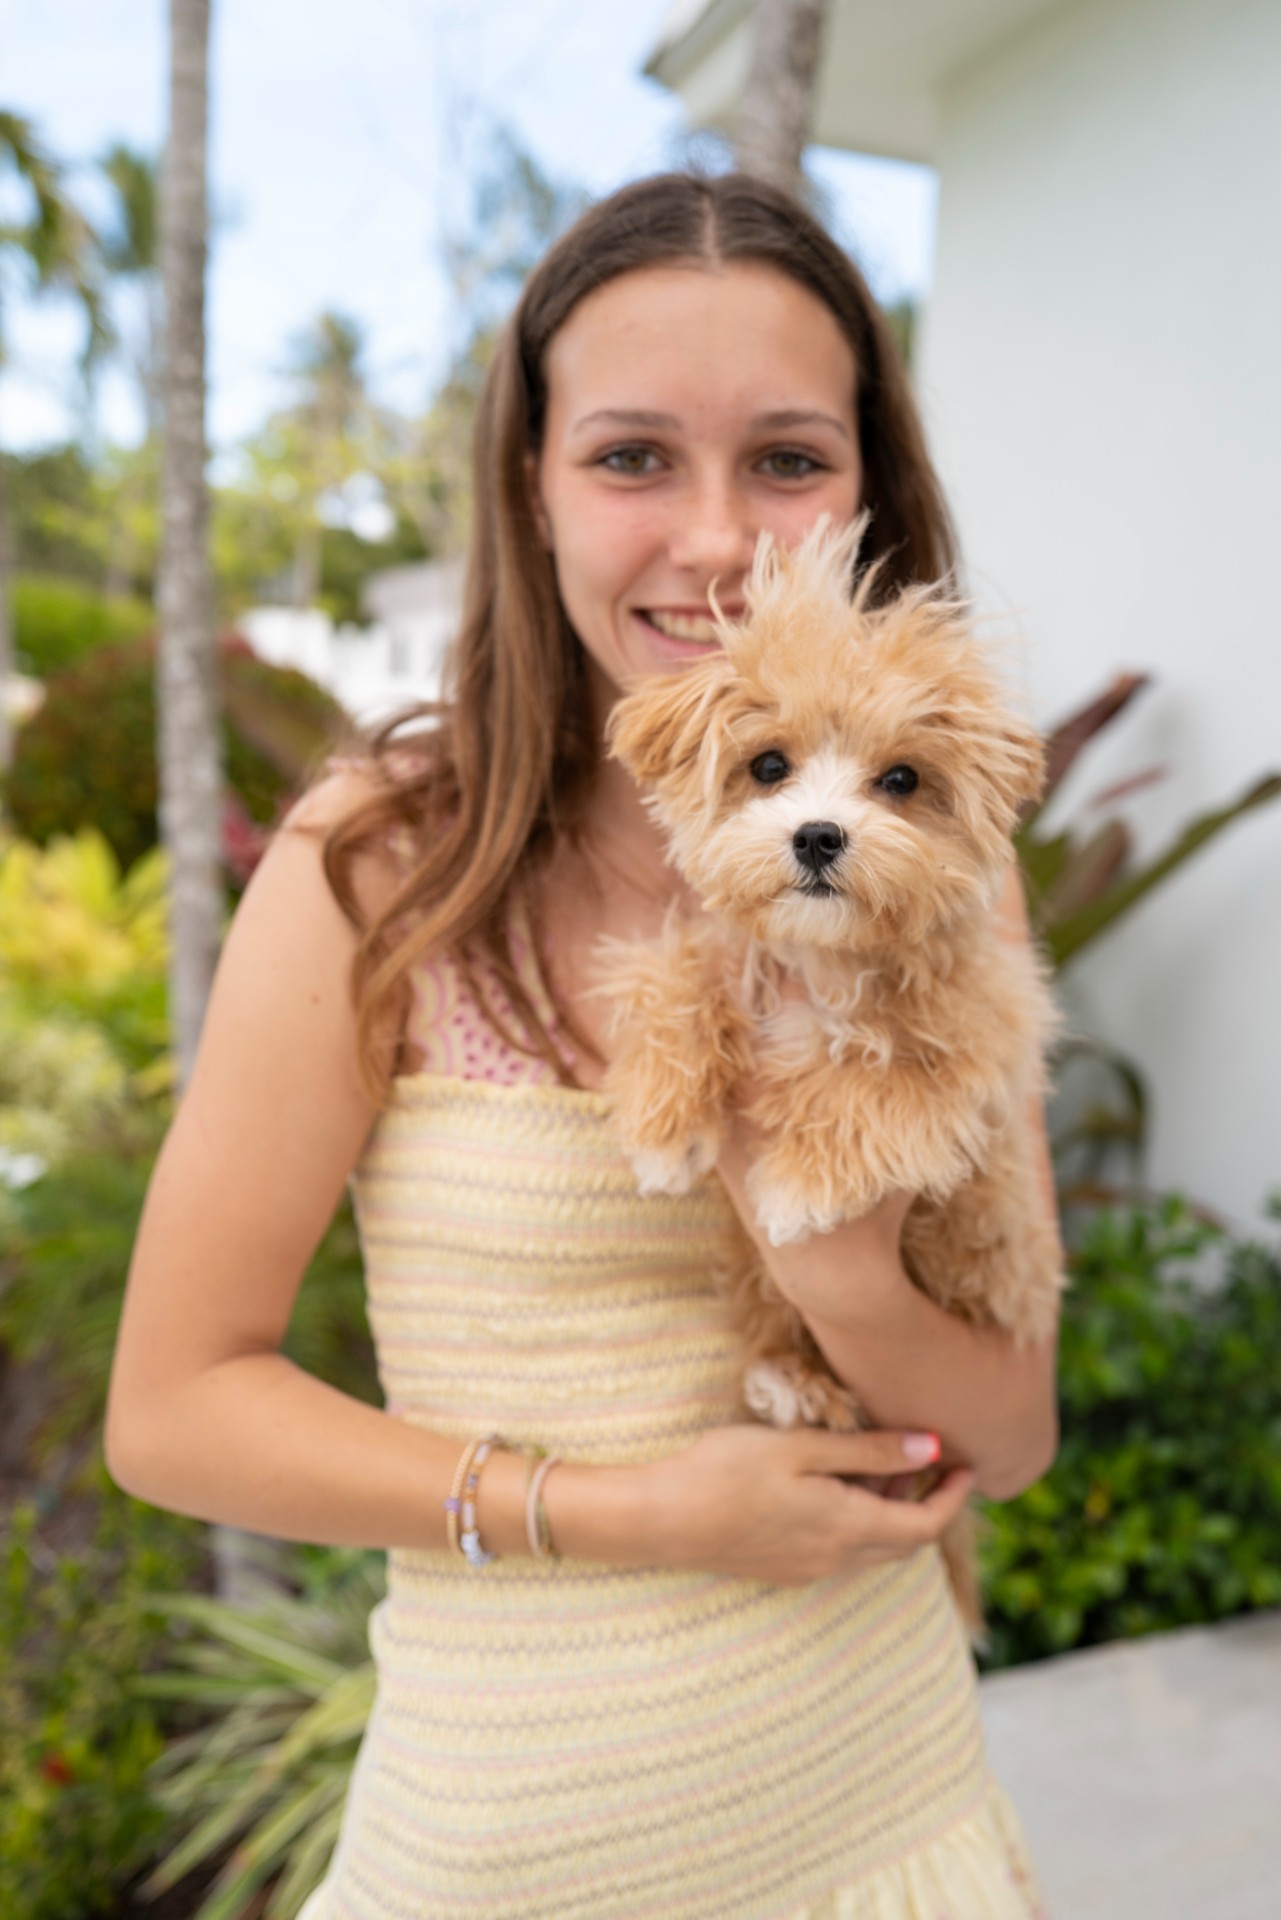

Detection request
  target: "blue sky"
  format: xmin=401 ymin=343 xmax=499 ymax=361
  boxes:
xmin=0 ymin=0 xmax=937 ymax=455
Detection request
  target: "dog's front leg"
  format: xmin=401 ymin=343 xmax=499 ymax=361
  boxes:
xmin=746 ymin=1043 xmax=999 ymax=1246
xmin=901 ymin=1124 xmax=1065 ymax=1346
xmin=596 ymin=918 xmax=752 ymax=1195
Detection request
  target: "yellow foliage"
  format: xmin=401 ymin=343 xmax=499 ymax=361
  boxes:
xmin=0 ymin=828 xmax=173 ymax=1095
xmin=0 ymin=827 xmax=169 ymax=996
xmin=0 ymin=999 xmax=131 ymax=1168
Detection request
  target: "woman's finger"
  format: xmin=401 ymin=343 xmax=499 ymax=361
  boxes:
xmin=855 ymin=1466 xmax=975 ymax=1547
xmin=798 ymin=1427 xmax=942 ymax=1480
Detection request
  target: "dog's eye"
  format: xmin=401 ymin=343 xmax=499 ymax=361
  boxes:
xmin=877 ymin=764 xmax=920 ymax=798
xmin=749 ymin=751 xmax=791 ymax=786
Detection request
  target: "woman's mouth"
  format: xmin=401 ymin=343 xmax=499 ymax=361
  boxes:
xmin=635 ymin=608 xmax=743 ymax=651
xmin=644 ymin=609 xmax=720 ymax=641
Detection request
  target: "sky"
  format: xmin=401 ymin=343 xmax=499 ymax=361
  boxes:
xmin=0 ymin=0 xmax=937 ymax=458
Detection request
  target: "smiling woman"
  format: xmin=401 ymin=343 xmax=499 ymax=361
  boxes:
xmin=530 ymin=261 xmax=863 ymax=690
xmin=106 ymin=171 xmax=1053 ymax=1920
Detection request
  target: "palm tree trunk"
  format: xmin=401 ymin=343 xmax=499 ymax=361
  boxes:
xmin=159 ymin=0 xmax=223 ymax=1090
xmin=161 ymin=2 xmax=291 ymax=1609
xmin=734 ymin=0 xmax=832 ymax=201
xmin=0 ymin=446 xmax=14 ymax=777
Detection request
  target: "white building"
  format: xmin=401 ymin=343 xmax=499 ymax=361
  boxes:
xmin=239 ymin=555 xmax=464 ymax=730
xmin=648 ymin=0 xmax=1281 ymax=1228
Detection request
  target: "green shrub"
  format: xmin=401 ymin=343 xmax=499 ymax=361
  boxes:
xmin=11 ymin=574 xmax=155 ymax=679
xmin=130 ymin=1568 xmax=383 ymax=1919
xmin=0 ymin=1482 xmax=206 ymax=1920
xmin=0 ymin=1007 xmax=131 ymax=1170
xmin=0 ymin=1143 xmax=161 ymax=1472
xmin=981 ymin=1196 xmax=1281 ymax=1667
xmin=2 ymin=636 xmax=344 ymax=875
xmin=4 ymin=643 xmax=160 ymax=873
xmin=1 ymin=1140 xmax=377 ymax=1475
xmin=0 ymin=829 xmax=170 ymax=1084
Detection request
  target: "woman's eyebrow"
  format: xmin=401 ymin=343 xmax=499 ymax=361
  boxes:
xmin=572 ymin=406 xmax=849 ymax=437
xmin=573 ymin=408 xmax=679 ymax=433
xmin=753 ymin=408 xmax=849 ymax=438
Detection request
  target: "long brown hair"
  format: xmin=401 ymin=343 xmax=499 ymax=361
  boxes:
xmin=319 ymin=171 xmax=959 ymax=1101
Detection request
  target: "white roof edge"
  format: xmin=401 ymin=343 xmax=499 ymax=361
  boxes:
xmin=644 ymin=0 xmax=751 ymax=84
xmin=643 ymin=0 xmax=1071 ymax=165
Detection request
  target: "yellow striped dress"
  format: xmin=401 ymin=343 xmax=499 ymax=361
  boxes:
xmin=298 ymin=954 xmax=1047 ymax=1919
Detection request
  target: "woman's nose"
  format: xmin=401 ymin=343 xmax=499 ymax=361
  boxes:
xmin=667 ymin=479 xmax=758 ymax=581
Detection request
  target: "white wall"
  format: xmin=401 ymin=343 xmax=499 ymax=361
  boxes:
xmin=918 ymin=0 xmax=1281 ymax=1228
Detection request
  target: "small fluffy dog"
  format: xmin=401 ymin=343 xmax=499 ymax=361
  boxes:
xmin=597 ymin=521 xmax=1064 ymax=1621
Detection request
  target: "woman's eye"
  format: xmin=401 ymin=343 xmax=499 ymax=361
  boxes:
xmin=876 ymin=764 xmax=920 ymax=798
xmin=600 ymin=446 xmax=661 ymax=476
xmin=760 ymin=449 xmax=822 ymax=480
xmin=749 ymin=750 xmax=791 ymax=786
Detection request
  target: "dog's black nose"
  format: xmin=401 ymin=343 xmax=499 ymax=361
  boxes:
xmin=793 ymin=821 xmax=846 ymax=873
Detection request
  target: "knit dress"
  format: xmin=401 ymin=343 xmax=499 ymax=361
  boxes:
xmin=297 ymin=942 xmax=1048 ymax=1920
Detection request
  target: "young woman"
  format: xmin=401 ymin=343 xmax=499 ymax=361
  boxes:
xmin=106 ymin=172 xmax=1059 ymax=1918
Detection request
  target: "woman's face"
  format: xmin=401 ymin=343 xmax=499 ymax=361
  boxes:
xmin=532 ymin=261 xmax=862 ymax=711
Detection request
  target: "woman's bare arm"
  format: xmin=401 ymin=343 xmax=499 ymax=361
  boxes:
xmin=716 ymin=864 xmax=1063 ymax=1503
xmin=104 ymin=772 xmax=972 ymax=1583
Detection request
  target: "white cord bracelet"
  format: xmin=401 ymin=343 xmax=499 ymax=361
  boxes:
xmin=525 ymin=1452 xmax=562 ymax=1560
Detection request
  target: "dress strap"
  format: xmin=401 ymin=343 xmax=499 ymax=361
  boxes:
xmin=402 ymin=896 xmax=575 ymax=1089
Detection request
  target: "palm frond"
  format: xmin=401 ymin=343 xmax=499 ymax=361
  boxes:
xmin=130 ymin=1577 xmax=382 ymax=1919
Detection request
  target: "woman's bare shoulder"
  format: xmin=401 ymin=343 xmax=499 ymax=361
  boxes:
xmin=279 ymin=759 xmax=393 ymax=850
xmin=277 ymin=759 xmax=407 ymax=929
xmin=190 ymin=769 xmax=382 ymax=1111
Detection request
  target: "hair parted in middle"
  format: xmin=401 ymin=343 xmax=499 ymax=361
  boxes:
xmin=319 ymin=170 xmax=961 ymax=1100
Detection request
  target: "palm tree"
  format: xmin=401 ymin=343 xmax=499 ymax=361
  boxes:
xmin=158 ymin=0 xmax=223 ymax=1090
xmin=99 ymin=143 xmax=162 ymax=597
xmin=0 ymin=111 xmax=109 ymax=773
xmin=281 ymin=309 xmax=370 ymax=608
xmin=100 ymin=143 xmax=163 ymax=437
xmin=734 ymin=0 xmax=832 ymax=200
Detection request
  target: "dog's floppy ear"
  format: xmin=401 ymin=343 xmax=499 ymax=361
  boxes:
xmin=607 ymin=654 xmax=735 ymax=785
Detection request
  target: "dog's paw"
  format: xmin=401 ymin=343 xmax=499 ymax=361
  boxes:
xmin=747 ymin=1169 xmax=839 ymax=1246
xmin=629 ymin=1132 xmax=718 ymax=1197
xmin=744 ymin=1359 xmax=861 ymax=1431
xmin=744 ymin=1361 xmax=806 ymax=1427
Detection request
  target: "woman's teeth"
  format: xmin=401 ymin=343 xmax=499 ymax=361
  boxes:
xmin=645 ymin=611 xmax=721 ymax=642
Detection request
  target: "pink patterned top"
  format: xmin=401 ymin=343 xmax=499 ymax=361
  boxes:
xmin=322 ymin=750 xmax=572 ymax=1087
xmin=402 ymin=932 xmax=574 ymax=1088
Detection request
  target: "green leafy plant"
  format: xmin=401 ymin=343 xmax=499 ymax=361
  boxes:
xmin=0 ymin=1482 xmax=206 ymax=1920
xmin=1015 ymin=673 xmax=1281 ymax=1197
xmin=0 ymin=999 xmax=133 ymax=1169
xmin=0 ymin=827 xmax=170 ymax=1081
xmin=0 ymin=1143 xmax=159 ymax=1473
xmin=2 ymin=635 xmax=344 ymax=875
xmin=1 ymin=1140 xmax=376 ymax=1477
xmin=130 ymin=1563 xmax=383 ymax=1920
xmin=11 ymin=573 xmax=154 ymax=678
xmin=980 ymin=1196 xmax=1281 ymax=1668
xmin=1018 ymin=672 xmax=1281 ymax=969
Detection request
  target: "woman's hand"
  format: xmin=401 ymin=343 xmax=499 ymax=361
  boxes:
xmin=635 ymin=1424 xmax=974 ymax=1587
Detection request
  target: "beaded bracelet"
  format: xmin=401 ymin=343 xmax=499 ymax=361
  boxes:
xmin=459 ymin=1434 xmax=504 ymax=1569
xmin=443 ymin=1436 xmax=485 ymax=1560
xmin=444 ymin=1434 xmax=504 ymax=1567
xmin=525 ymin=1449 xmax=562 ymax=1561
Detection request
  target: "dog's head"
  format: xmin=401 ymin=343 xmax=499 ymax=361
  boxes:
xmin=607 ymin=518 xmax=1044 ymax=951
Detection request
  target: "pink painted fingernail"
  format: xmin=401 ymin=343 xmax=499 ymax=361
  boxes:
xmin=903 ymin=1433 xmax=940 ymax=1465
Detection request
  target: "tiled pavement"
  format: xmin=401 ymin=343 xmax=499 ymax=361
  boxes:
xmin=981 ymin=1610 xmax=1281 ymax=1918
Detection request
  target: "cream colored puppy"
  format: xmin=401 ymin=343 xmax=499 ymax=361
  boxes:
xmin=598 ymin=519 xmax=1063 ymax=1474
